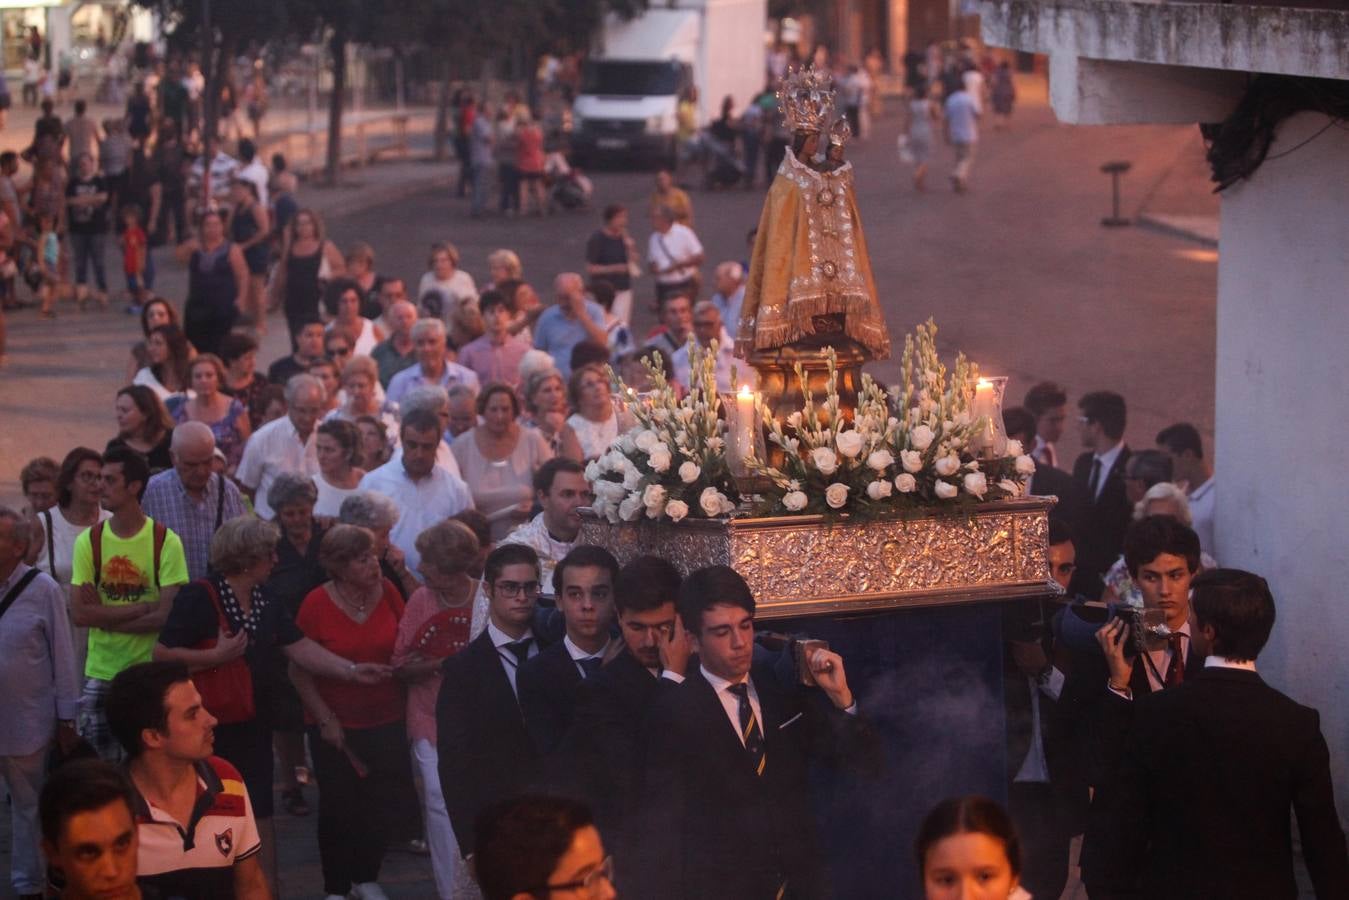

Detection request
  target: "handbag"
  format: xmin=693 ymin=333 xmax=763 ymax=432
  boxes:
xmin=190 ymin=579 xmax=256 ymax=725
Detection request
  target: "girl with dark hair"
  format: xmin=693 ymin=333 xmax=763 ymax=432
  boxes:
xmin=107 ymin=384 xmax=174 ymax=473
xmin=270 ymin=208 xmax=344 ymax=346
xmin=173 ymin=353 xmax=252 ymax=473
xmin=176 ymin=209 xmax=247 ymax=356
xmin=228 ymin=177 xmax=270 ymax=333
xmin=312 ymin=419 xmax=366 ymax=518
xmin=133 ymin=322 xmax=192 ymax=400
xmin=125 ymin=297 xmax=180 ymax=381
xmin=915 ymin=796 xmax=1028 ymax=900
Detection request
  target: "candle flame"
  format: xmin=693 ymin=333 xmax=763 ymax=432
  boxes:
xmin=976 ymin=378 xmax=991 ymax=388
xmin=738 ymin=385 xmax=754 ymax=399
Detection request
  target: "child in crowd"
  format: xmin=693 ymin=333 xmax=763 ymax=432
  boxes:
xmin=36 ymin=211 xmax=61 ymax=319
xmin=120 ymin=203 xmax=149 ymax=314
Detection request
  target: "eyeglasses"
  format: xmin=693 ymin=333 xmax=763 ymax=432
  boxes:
xmin=538 ymin=856 xmax=614 ymax=897
xmin=328 ymin=346 xmax=352 ymax=358
xmin=492 ymin=580 xmax=540 ymax=597
xmin=75 ymin=471 xmax=102 ymax=484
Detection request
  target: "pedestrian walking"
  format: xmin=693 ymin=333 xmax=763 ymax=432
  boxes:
xmin=900 ymin=83 xmax=941 ymax=192
xmin=944 ymin=82 xmax=980 ymax=194
xmin=991 ymin=61 xmax=1017 ymax=129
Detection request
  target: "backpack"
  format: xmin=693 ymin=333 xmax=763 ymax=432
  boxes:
xmin=90 ymin=519 xmax=167 ymax=589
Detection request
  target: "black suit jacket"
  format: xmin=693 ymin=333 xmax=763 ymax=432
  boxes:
xmin=554 ymin=650 xmax=681 ymax=850
xmin=1070 ymin=447 xmax=1132 ymax=598
xmin=1029 ymin=461 xmax=1086 ymax=536
xmin=435 ymin=630 xmax=538 ymax=855
xmin=518 ymin=641 xmax=586 ymax=755
xmin=1084 ymin=667 xmax=1349 ymax=899
xmin=633 ymin=665 xmax=880 ymax=900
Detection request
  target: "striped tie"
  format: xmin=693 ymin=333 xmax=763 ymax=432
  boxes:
xmin=727 ymin=682 xmax=765 ymax=776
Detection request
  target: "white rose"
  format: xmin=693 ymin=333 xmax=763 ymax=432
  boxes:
xmin=866 ymin=480 xmax=893 ymax=500
xmin=618 ymin=492 xmax=645 ymax=520
xmin=866 ymin=449 xmax=895 ymax=472
xmin=1015 ymin=454 xmax=1037 ymax=476
xmin=825 ymin=483 xmax=851 ymax=509
xmin=894 ymin=473 xmax=917 ymax=493
xmin=699 ymin=487 xmax=727 ymax=518
xmin=1006 ymin=439 xmax=1024 ymax=457
xmin=909 ymin=424 xmax=935 ymax=451
xmin=642 ymin=483 xmax=668 ymax=511
xmin=719 ymin=493 xmax=737 ymax=515
xmin=811 ymin=447 xmax=839 ymax=476
xmin=584 ymin=460 xmax=601 ymax=482
xmin=901 ymin=450 xmax=923 ymax=473
xmin=617 ymin=432 xmax=637 ymax=454
xmin=648 ymin=446 xmax=673 ymax=473
xmin=963 ymin=471 xmax=988 ymax=499
xmin=998 ymin=478 xmax=1021 ymax=497
xmin=634 ymin=429 xmax=660 ymax=452
xmin=595 ymin=480 xmax=627 ymax=503
xmin=678 ymin=461 xmax=701 ymax=484
xmin=934 ymin=454 xmax=961 ymax=477
xmin=934 ymin=481 xmax=958 ymax=500
xmin=665 ymin=499 xmax=690 ymax=522
xmin=782 ymin=490 xmax=808 ymax=512
xmin=835 ymin=430 xmax=865 ymax=459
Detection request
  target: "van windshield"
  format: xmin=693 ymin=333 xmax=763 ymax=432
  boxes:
xmin=582 ymin=61 xmax=680 ymax=97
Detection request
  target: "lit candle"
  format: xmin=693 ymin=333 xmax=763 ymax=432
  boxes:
xmin=730 ymin=385 xmax=757 ymax=475
xmin=972 ymin=378 xmax=994 ymax=418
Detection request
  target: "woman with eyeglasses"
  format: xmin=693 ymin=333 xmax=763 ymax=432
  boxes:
xmin=36 ymin=447 xmax=110 ymax=587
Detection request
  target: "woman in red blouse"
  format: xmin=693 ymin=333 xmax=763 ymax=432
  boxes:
xmin=291 ymin=524 xmax=418 ymax=900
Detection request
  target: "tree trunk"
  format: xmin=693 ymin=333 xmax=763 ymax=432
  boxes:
xmin=202 ymin=35 xmax=237 ymax=145
xmin=324 ymin=26 xmax=348 ymax=186
xmin=432 ymin=61 xmax=451 ymax=161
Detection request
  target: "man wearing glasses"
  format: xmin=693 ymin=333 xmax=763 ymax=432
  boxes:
xmin=437 ymin=544 xmax=550 ymax=858
xmin=474 ymin=795 xmax=616 ymax=900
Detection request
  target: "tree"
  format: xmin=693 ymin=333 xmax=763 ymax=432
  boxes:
xmin=134 ymin=0 xmax=293 ymax=144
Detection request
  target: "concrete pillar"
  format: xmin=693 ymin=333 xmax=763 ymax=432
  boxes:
xmin=889 ymin=0 xmax=910 ymax=75
xmin=1214 ymin=110 xmax=1349 ymax=822
xmin=45 ymin=4 xmax=72 ymax=80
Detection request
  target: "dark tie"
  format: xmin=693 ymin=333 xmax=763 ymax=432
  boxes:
xmin=1088 ymin=457 xmax=1102 ymax=500
xmin=1164 ymin=634 xmax=1186 ymax=688
xmin=504 ymin=638 xmax=532 ymax=666
xmin=727 ymin=682 xmax=766 ymax=776
xmin=578 ymin=657 xmax=603 ymax=679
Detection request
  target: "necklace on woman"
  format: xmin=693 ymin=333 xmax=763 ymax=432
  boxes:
xmin=435 ymin=579 xmax=473 ymax=610
xmin=332 ymin=580 xmax=369 ymax=615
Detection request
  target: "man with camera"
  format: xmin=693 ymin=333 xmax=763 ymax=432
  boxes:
xmin=1083 ymin=569 xmax=1349 ymax=899
xmin=633 ymin=565 xmax=879 ymax=900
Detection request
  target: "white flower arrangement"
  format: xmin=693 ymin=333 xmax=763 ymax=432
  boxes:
xmin=746 ymin=320 xmax=1033 ymax=517
xmin=586 ymin=342 xmax=740 ymax=524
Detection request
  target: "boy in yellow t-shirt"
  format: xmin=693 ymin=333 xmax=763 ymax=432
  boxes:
xmin=70 ymin=447 xmax=188 ymax=761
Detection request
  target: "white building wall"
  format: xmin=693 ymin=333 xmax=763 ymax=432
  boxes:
xmin=1215 ymin=110 xmax=1349 ymax=819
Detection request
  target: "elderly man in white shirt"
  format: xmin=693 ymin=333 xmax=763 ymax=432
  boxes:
xmin=357 ymin=408 xmax=474 ymax=581
xmin=236 ymin=374 xmax=324 ymax=519
xmin=672 ymin=301 xmax=750 ymax=393
xmin=710 ymin=261 xmax=746 ymax=336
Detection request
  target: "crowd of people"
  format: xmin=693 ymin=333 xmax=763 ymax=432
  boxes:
xmin=0 ymin=44 xmax=1346 ymax=900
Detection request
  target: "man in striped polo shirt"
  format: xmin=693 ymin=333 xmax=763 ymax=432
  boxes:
xmin=105 ymin=662 xmax=270 ymax=899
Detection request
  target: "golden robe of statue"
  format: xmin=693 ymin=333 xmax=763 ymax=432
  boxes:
xmin=734 ymin=151 xmax=890 ymax=361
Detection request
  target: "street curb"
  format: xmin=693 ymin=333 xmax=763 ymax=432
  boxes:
xmin=306 ymin=162 xmax=458 ymax=222
xmin=1136 ymin=213 xmax=1219 ymax=249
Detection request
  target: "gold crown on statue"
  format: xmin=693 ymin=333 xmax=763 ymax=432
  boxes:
xmin=777 ymin=66 xmax=835 ymax=134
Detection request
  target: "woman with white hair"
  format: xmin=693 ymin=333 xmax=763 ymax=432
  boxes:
xmin=1101 ymin=482 xmax=1218 ymax=603
xmin=417 ymin=241 xmax=478 ymax=322
xmin=521 ymin=367 xmax=584 ymax=462
xmin=338 ymin=490 xmax=419 ymax=600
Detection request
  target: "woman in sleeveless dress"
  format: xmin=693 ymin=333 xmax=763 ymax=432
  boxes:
xmin=270 ymin=208 xmax=344 ymax=346
xmin=228 ymin=178 xmax=270 ymax=333
xmin=175 ymin=209 xmax=246 ymax=356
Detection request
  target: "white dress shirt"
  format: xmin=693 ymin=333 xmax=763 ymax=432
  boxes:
xmin=236 ymin=415 xmax=319 ymax=519
xmin=1187 ymin=478 xmax=1216 ymax=559
xmin=701 ymin=665 xmax=763 ymax=747
xmin=1204 ymin=655 xmax=1256 ymax=672
xmin=1089 ymin=441 xmax=1125 ymax=502
xmin=487 ymin=621 xmax=539 ymax=695
xmin=563 ymin=635 xmax=610 ymax=679
xmin=357 ymin=460 xmax=474 ymax=581
xmin=0 ymin=563 xmax=81 ymax=756
xmin=647 ymin=223 xmax=704 ymax=286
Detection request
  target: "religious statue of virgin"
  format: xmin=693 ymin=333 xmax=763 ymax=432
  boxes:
xmin=734 ymin=67 xmax=891 ymax=362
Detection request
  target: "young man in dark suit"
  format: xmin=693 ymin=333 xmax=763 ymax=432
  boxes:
xmin=1005 ymin=405 xmax=1085 ymax=533
xmin=1079 ymin=515 xmax=1207 ymax=895
xmin=556 ymin=555 xmax=691 ymax=872
xmin=1086 ymin=569 xmax=1349 ymax=899
xmin=435 ymin=543 xmax=545 ymax=857
xmin=1070 ymin=391 xmax=1132 ymax=598
xmin=635 ymin=565 xmax=879 ymax=900
xmin=518 ymin=546 xmax=620 ymax=755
